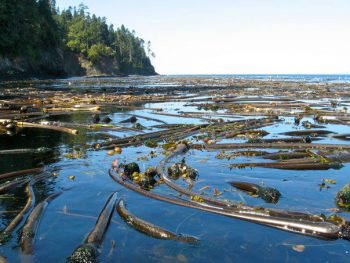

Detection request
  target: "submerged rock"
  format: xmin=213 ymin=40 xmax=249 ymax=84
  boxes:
xmin=92 ymin=114 xmax=100 ymax=124
xmin=101 ymin=116 xmax=112 ymax=123
xmin=120 ymin=116 xmax=137 ymax=123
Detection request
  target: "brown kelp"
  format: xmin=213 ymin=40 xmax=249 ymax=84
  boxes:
xmin=67 ymin=191 xmax=118 ymax=263
xmin=116 ymin=199 xmax=198 ymax=243
xmin=0 ymin=178 xmax=29 ymax=195
xmin=20 ymin=192 xmax=62 ymax=255
xmin=0 ymin=168 xmax=44 ymax=181
xmin=109 ymin=168 xmax=350 ymax=241
xmin=229 ymin=181 xmax=281 ymax=203
xmin=0 ymin=181 xmax=36 ymax=241
xmin=230 ymin=157 xmax=343 ymax=170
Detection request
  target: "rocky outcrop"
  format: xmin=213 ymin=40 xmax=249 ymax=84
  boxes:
xmin=0 ymin=49 xmax=124 ymax=80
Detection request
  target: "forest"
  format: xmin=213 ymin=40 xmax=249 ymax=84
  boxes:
xmin=0 ymin=0 xmax=156 ymax=77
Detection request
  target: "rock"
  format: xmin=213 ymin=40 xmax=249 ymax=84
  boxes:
xmin=20 ymin=106 xmax=28 ymax=113
xmin=120 ymin=116 xmax=137 ymax=123
xmin=92 ymin=114 xmax=100 ymax=124
xmin=101 ymin=116 xmax=112 ymax=123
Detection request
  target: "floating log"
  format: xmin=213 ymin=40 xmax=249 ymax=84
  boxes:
xmin=130 ymin=114 xmax=167 ymax=124
xmin=229 ymin=182 xmax=281 ymax=203
xmin=0 ymin=167 xmax=44 ymax=181
xmin=0 ymin=147 xmax=50 ymax=155
xmin=230 ymin=157 xmax=343 ymax=170
xmin=20 ymin=192 xmax=61 ymax=255
xmin=109 ymin=168 xmax=348 ymax=241
xmin=332 ymin=134 xmax=350 ymax=141
xmin=157 ymin=143 xmax=237 ymax=209
xmin=249 ymin=137 xmax=318 ymax=144
xmin=98 ymin=126 xmax=201 ymax=149
xmin=1 ymin=181 xmax=35 ymax=239
xmin=16 ymin=121 xmax=78 ymax=135
xmin=263 ymin=151 xmax=312 ymax=160
xmin=281 ymin=130 xmax=334 ymax=137
xmin=0 ymin=178 xmax=29 ymax=194
xmin=67 ymin=192 xmax=118 ymax=263
xmin=116 ymin=199 xmax=198 ymax=243
xmin=225 ymin=129 xmax=269 ymax=139
xmin=204 ymin=143 xmax=350 ymax=151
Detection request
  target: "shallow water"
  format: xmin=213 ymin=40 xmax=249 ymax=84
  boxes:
xmin=1 ymin=77 xmax=350 ymax=262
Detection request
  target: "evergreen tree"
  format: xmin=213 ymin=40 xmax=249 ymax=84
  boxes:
xmin=0 ymin=1 xmax=156 ymax=75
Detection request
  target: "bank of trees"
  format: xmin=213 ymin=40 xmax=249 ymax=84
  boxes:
xmin=0 ymin=1 xmax=155 ymax=75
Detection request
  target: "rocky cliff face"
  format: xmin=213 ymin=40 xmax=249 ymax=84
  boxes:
xmin=0 ymin=49 xmax=122 ymax=80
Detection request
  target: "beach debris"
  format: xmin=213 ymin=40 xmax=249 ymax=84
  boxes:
xmin=101 ymin=116 xmax=112 ymax=123
xmin=122 ymin=162 xmax=141 ymax=179
xmin=292 ymin=245 xmax=305 ymax=253
xmin=167 ymin=160 xmax=198 ymax=180
xmin=120 ymin=116 xmax=137 ymax=123
xmin=281 ymin=130 xmax=334 ymax=137
xmin=116 ymin=199 xmax=198 ymax=242
xmin=229 ymin=181 xmax=281 ymax=203
xmin=114 ymin=147 xmax=122 ymax=154
xmin=0 ymin=167 xmax=44 ymax=181
xmin=144 ymin=139 xmax=158 ymax=148
xmin=92 ymin=114 xmax=100 ymax=124
xmin=20 ymin=192 xmax=61 ymax=255
xmin=302 ymin=121 xmax=325 ymax=129
xmin=67 ymin=192 xmax=118 ymax=263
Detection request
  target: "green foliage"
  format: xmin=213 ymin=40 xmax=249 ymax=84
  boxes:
xmin=0 ymin=1 xmax=156 ymax=75
xmin=87 ymin=44 xmax=115 ymax=64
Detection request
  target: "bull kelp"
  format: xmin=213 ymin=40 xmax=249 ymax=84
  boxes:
xmin=1 ymin=75 xmax=350 ymax=262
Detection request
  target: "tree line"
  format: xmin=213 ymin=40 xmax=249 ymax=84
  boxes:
xmin=0 ymin=0 xmax=156 ymax=75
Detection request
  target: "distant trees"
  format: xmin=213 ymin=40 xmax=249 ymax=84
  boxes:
xmin=0 ymin=1 xmax=156 ymax=75
xmin=56 ymin=4 xmax=155 ymax=73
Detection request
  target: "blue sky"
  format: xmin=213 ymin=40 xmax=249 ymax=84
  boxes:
xmin=56 ymin=0 xmax=350 ymax=74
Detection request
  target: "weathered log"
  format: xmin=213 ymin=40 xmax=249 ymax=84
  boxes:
xmin=281 ymin=130 xmax=334 ymax=137
xmin=67 ymin=192 xmax=118 ymax=263
xmin=0 ymin=178 xmax=29 ymax=194
xmin=229 ymin=181 xmax=281 ymax=203
xmin=109 ymin=168 xmax=347 ymax=241
xmin=204 ymin=143 xmax=350 ymax=151
xmin=1 ymin=182 xmax=35 ymax=239
xmin=116 ymin=199 xmax=198 ymax=243
xmin=0 ymin=148 xmax=50 ymax=155
xmin=20 ymin=192 xmax=61 ymax=255
xmin=16 ymin=121 xmax=78 ymax=135
xmin=230 ymin=157 xmax=343 ymax=170
xmin=263 ymin=151 xmax=312 ymax=160
xmin=0 ymin=167 xmax=44 ymax=181
xmin=225 ymin=129 xmax=269 ymax=138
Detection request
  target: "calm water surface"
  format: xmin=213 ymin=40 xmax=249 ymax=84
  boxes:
xmin=0 ymin=77 xmax=350 ymax=262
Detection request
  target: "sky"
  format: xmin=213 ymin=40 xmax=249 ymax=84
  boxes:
xmin=56 ymin=0 xmax=350 ymax=75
